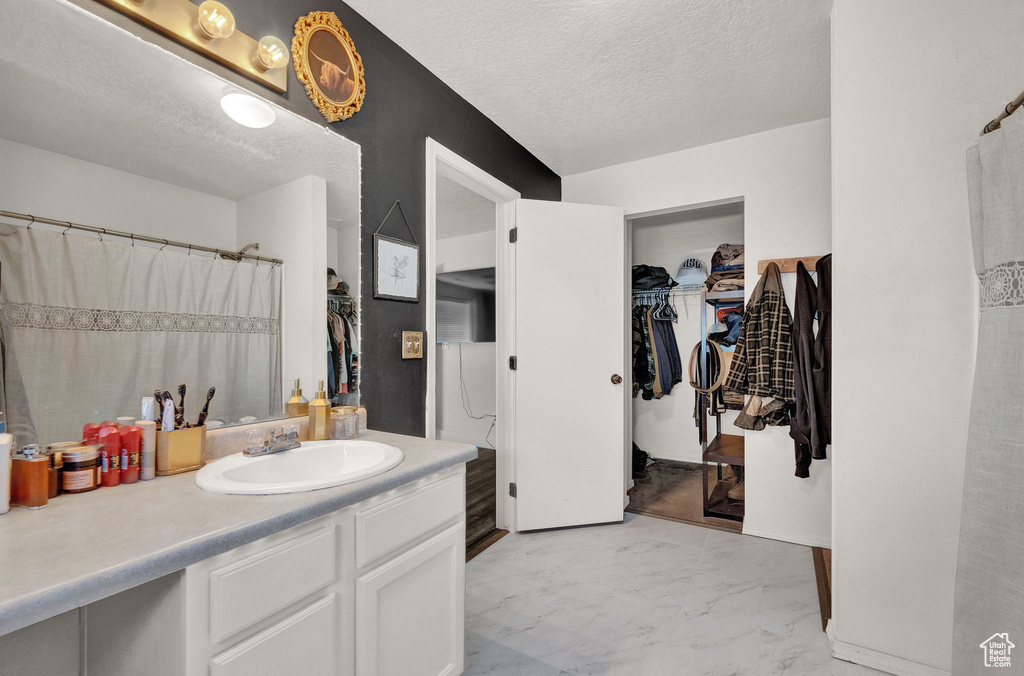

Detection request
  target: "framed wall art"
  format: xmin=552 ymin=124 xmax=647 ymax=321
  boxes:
xmin=292 ymin=11 xmax=366 ymax=122
xmin=373 ymin=201 xmax=420 ymax=302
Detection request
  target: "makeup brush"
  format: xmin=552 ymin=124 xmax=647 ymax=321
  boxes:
xmin=196 ymin=387 xmax=216 ymax=427
xmin=176 ymin=384 xmax=187 ymax=429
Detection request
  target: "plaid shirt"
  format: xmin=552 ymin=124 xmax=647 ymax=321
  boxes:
xmin=724 ymin=263 xmax=795 ymax=402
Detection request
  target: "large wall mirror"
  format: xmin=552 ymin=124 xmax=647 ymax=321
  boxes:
xmin=0 ymin=0 xmax=361 ymax=446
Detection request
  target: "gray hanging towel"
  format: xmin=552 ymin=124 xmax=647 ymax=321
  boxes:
xmin=953 ymin=114 xmax=1024 ymax=673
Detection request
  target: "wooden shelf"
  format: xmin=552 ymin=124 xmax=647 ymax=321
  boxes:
xmin=704 ymin=434 xmax=745 ymax=466
xmin=706 ymin=480 xmax=745 ymax=520
xmin=705 ymin=289 xmax=745 ymax=306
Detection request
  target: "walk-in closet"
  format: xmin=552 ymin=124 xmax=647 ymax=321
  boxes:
xmin=628 ymin=200 xmax=746 ymax=530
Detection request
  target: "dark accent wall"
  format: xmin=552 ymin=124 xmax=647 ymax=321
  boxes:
xmin=229 ymin=1 xmax=562 ymax=436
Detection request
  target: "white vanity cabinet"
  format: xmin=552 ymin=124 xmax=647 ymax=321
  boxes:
xmin=181 ymin=464 xmax=467 ymax=676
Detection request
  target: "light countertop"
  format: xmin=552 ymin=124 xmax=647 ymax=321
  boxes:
xmin=0 ymin=430 xmax=477 ymax=636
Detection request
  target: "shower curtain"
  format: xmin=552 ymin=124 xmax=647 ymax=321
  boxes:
xmin=0 ymin=226 xmax=281 ymax=446
xmin=954 ymin=114 xmax=1024 ymax=673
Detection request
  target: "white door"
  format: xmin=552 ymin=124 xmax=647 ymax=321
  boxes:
xmin=513 ymin=199 xmax=627 ymax=531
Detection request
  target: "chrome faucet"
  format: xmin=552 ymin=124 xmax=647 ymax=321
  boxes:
xmin=243 ymin=427 xmax=301 ymax=457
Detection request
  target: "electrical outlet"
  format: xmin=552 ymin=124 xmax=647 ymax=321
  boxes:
xmin=402 ymin=331 xmax=424 ymax=359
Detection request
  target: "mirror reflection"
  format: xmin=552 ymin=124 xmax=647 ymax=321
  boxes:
xmin=0 ymin=0 xmax=361 ymax=446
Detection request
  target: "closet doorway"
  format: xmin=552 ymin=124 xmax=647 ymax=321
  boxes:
xmin=425 ymin=139 xmax=519 ymax=557
xmin=627 ymin=198 xmax=747 ymax=532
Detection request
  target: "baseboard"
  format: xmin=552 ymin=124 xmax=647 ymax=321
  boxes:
xmin=827 ymin=622 xmax=950 ymax=676
xmin=740 ymin=525 xmax=831 ymax=549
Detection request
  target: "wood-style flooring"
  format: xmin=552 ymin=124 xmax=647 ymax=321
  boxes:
xmin=626 ymin=458 xmax=742 ymax=532
xmin=466 ymin=447 xmax=508 ymax=561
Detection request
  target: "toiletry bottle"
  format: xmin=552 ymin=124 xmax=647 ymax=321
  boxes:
xmin=308 ymin=380 xmax=330 ymax=441
xmin=98 ymin=425 xmax=121 ymax=487
xmin=286 ymin=379 xmax=309 ymax=417
xmin=0 ymin=433 xmax=12 ymax=514
xmin=82 ymin=422 xmax=101 ymax=445
xmin=356 ymin=405 xmax=367 ymax=432
xmin=138 ymin=420 xmax=156 ymax=481
xmin=120 ymin=426 xmax=141 ymax=484
xmin=11 ymin=445 xmax=48 ymax=509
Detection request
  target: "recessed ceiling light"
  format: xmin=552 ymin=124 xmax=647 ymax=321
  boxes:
xmin=219 ymin=92 xmax=275 ymax=128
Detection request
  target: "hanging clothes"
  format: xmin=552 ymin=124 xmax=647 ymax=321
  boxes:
xmin=789 ymin=257 xmax=832 ymax=477
xmin=725 ymin=262 xmax=795 ymax=429
xmin=631 ymin=285 xmax=682 ymax=400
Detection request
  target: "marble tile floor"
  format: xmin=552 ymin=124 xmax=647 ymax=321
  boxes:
xmin=464 ymin=513 xmax=885 ymax=676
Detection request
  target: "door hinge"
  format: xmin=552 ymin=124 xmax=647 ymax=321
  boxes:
xmin=509 ymin=482 xmax=517 ymax=498
xmin=509 ymin=355 xmax=517 ymax=370
xmin=509 ymin=227 xmax=518 ymax=243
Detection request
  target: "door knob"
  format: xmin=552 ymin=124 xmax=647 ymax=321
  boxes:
xmin=611 ymin=374 xmax=623 ymax=385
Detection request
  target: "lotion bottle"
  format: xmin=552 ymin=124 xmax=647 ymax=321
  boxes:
xmin=308 ymin=380 xmax=330 ymax=441
xmin=0 ymin=433 xmax=12 ymax=514
xmin=286 ymin=379 xmax=309 ymax=417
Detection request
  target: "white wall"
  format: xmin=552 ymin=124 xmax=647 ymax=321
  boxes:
xmin=564 ymin=119 xmax=832 ymax=548
xmin=436 ymin=231 xmax=496 ymax=272
xmin=830 ymin=2 xmax=1023 ymax=673
xmin=630 ymin=206 xmax=744 ymax=463
xmin=435 ymin=231 xmax=496 ymax=448
xmin=0 ymin=138 xmax=237 ymax=248
xmin=238 ymin=176 xmax=328 ymax=405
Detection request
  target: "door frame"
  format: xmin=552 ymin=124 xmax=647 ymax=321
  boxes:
xmin=424 ymin=138 xmax=520 ymax=532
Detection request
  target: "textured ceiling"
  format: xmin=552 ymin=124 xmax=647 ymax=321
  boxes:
xmin=344 ymin=0 xmax=831 ymax=175
xmin=436 ymin=173 xmax=495 ymax=240
xmin=0 ymin=0 xmax=360 ymax=226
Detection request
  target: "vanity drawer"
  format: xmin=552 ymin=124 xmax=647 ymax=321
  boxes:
xmin=210 ymin=594 xmax=338 ymax=676
xmin=208 ymin=524 xmax=337 ymax=643
xmin=355 ymin=474 xmax=464 ymax=568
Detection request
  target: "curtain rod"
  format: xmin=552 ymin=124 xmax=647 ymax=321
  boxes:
xmin=0 ymin=210 xmax=284 ymax=264
xmin=983 ymin=88 xmax=1024 ymax=134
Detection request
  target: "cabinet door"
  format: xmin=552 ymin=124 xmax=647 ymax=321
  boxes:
xmin=210 ymin=594 xmax=338 ymax=676
xmin=355 ymin=523 xmax=464 ymax=676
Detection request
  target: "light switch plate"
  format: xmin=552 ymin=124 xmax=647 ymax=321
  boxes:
xmin=402 ymin=331 xmax=424 ymax=359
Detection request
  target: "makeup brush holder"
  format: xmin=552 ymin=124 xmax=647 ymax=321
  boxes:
xmin=156 ymin=425 xmax=206 ymax=476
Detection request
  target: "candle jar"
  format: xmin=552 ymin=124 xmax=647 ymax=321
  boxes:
xmin=61 ymin=446 xmax=100 ymax=494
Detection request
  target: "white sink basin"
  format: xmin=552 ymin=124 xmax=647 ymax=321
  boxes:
xmin=196 ymin=439 xmax=404 ymax=495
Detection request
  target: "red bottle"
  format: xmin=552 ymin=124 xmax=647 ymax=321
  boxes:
xmin=82 ymin=422 xmax=102 ymax=445
xmin=98 ymin=425 xmax=121 ymax=487
xmin=100 ymin=420 xmax=120 ymax=429
xmin=120 ymin=426 xmax=141 ymax=484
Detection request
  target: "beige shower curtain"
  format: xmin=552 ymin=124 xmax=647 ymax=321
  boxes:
xmin=955 ymin=114 xmax=1024 ymax=673
xmin=0 ymin=226 xmax=282 ymax=445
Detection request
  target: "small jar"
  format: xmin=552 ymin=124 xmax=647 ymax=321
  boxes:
xmin=330 ymin=411 xmax=359 ymax=440
xmin=61 ymin=446 xmax=100 ymax=494
xmin=46 ymin=442 xmax=79 ymax=499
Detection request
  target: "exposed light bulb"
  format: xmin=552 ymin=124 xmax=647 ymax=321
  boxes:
xmin=220 ymin=92 xmax=275 ymax=129
xmin=196 ymin=1 xmax=235 ymax=39
xmin=256 ymin=36 xmax=289 ymax=70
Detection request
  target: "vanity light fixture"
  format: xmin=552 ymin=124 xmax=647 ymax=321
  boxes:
xmin=255 ymin=36 xmax=289 ymax=70
xmin=95 ymin=0 xmax=287 ymax=93
xmin=196 ymin=1 xmax=235 ymax=39
xmin=220 ymin=92 xmax=276 ymax=129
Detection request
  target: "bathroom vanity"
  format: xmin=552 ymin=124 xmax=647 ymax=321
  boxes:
xmin=0 ymin=431 xmax=476 ymax=676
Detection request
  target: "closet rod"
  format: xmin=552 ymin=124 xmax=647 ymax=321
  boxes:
xmin=0 ymin=209 xmax=284 ymax=264
xmin=983 ymin=88 xmax=1024 ymax=134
